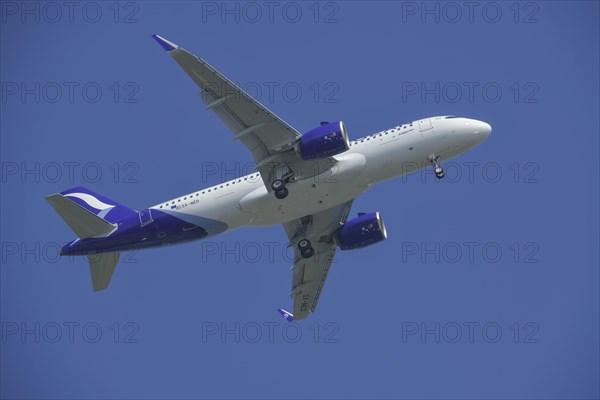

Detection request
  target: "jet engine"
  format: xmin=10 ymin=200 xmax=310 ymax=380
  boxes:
xmin=337 ymin=212 xmax=388 ymax=250
xmin=298 ymin=121 xmax=350 ymax=160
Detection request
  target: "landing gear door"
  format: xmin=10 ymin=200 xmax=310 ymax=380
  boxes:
xmin=418 ymin=118 xmax=433 ymax=132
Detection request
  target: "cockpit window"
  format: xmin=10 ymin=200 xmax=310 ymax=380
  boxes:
xmin=445 ymin=116 xmax=460 ymax=119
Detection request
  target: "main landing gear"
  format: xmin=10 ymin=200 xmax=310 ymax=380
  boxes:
xmin=271 ymin=179 xmax=289 ymax=199
xmin=298 ymin=238 xmax=315 ymax=259
xmin=428 ymin=154 xmax=445 ymax=179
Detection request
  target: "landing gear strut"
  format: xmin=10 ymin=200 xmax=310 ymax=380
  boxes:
xmin=428 ymin=154 xmax=445 ymax=179
xmin=272 ymin=179 xmax=289 ymax=199
xmin=298 ymin=238 xmax=314 ymax=259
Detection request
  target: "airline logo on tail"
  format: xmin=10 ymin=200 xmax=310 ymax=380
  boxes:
xmin=64 ymin=192 xmax=115 ymax=218
xmin=57 ymin=186 xmax=138 ymax=224
xmin=277 ymin=308 xmax=294 ymax=322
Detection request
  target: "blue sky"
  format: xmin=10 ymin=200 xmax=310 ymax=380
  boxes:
xmin=1 ymin=1 xmax=598 ymax=398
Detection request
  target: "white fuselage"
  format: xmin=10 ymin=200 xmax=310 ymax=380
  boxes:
xmin=150 ymin=116 xmax=491 ymax=234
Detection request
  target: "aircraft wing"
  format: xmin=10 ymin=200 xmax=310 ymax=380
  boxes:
xmin=152 ymin=34 xmax=334 ymax=188
xmin=283 ymin=201 xmax=353 ymax=320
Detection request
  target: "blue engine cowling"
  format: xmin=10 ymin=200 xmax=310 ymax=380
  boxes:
xmin=298 ymin=121 xmax=350 ymax=160
xmin=337 ymin=212 xmax=388 ymax=250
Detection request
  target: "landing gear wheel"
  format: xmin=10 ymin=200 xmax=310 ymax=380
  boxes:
xmin=271 ymin=179 xmax=285 ymax=191
xmin=300 ymin=247 xmax=315 ymax=259
xmin=298 ymin=239 xmax=314 ymax=258
xmin=274 ymin=187 xmax=289 ymax=199
xmin=429 ymin=154 xmax=445 ymax=180
xmin=272 ymin=179 xmax=288 ymax=199
xmin=434 ymin=166 xmax=445 ymax=179
xmin=298 ymin=239 xmax=311 ymax=251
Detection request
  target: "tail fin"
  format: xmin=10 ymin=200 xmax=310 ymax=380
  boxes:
xmin=45 ymin=187 xmax=136 ymax=238
xmin=46 ymin=187 xmax=136 ymax=291
xmin=53 ymin=186 xmax=137 ymax=224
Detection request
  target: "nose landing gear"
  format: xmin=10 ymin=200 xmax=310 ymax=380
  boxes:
xmin=428 ymin=154 xmax=445 ymax=179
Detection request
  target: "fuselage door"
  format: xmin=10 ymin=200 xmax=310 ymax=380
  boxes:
xmin=139 ymin=208 xmax=153 ymax=227
xmin=418 ymin=118 xmax=433 ymax=132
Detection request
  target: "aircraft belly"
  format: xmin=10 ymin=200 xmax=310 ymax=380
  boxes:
xmin=153 ymin=189 xmax=257 ymax=235
xmin=240 ymin=153 xmax=367 ymax=226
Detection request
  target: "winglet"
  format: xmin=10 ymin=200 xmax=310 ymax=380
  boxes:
xmin=277 ymin=308 xmax=294 ymax=322
xmin=151 ymin=34 xmax=179 ymax=52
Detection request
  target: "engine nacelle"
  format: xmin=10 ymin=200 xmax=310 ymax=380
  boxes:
xmin=298 ymin=121 xmax=350 ymax=160
xmin=337 ymin=212 xmax=388 ymax=250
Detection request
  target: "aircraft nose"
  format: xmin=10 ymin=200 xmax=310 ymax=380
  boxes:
xmin=470 ymin=119 xmax=491 ymax=140
xmin=480 ymin=121 xmax=492 ymax=137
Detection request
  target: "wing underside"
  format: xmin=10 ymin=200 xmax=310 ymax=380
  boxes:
xmin=152 ymin=34 xmax=334 ymax=188
xmin=283 ymin=201 xmax=353 ymax=320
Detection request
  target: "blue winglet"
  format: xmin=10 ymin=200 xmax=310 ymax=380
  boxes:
xmin=152 ymin=34 xmax=179 ymax=52
xmin=277 ymin=308 xmax=294 ymax=322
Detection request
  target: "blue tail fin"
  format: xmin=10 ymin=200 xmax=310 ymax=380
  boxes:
xmin=58 ymin=187 xmax=137 ymax=224
xmin=46 ymin=186 xmax=135 ymax=291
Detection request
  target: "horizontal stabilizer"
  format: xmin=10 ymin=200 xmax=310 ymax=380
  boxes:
xmin=89 ymin=252 xmax=120 ymax=291
xmin=46 ymin=194 xmax=116 ymax=239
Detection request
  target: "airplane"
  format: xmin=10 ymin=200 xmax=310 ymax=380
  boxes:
xmin=46 ymin=34 xmax=491 ymax=320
